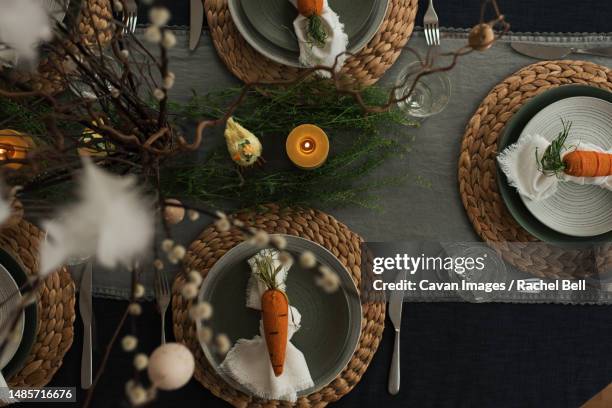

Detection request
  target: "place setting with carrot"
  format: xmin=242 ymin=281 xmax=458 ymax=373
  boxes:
xmin=2 ymin=0 xmax=612 ymax=407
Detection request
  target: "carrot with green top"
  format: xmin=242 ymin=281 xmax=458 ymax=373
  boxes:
xmin=297 ymin=0 xmax=327 ymax=47
xmin=254 ymin=254 xmax=289 ymax=377
xmin=538 ymin=119 xmax=612 ymax=177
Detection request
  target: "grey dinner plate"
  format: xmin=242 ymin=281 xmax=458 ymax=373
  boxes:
xmin=229 ymin=0 xmax=389 ymax=67
xmin=0 ymin=249 xmax=38 ymax=378
xmin=496 ymin=84 xmax=612 ymax=246
xmin=196 ymin=235 xmax=362 ymax=397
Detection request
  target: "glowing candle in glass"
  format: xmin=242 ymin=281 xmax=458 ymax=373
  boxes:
xmin=286 ymin=124 xmax=329 ymax=170
xmin=0 ymin=129 xmax=33 ymax=170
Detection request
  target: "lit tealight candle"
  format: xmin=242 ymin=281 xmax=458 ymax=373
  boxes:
xmin=0 ymin=129 xmax=33 ymax=170
xmin=286 ymin=124 xmax=329 ymax=170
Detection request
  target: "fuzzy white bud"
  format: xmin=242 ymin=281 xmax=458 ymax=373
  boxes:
xmin=161 ymin=31 xmax=177 ymax=49
xmin=149 ymin=7 xmax=171 ymax=26
xmin=189 ymin=301 xmax=213 ymax=321
xmin=144 ymin=26 xmax=162 ymax=43
xmin=122 ymin=335 xmax=138 ymax=352
xmin=181 ymin=282 xmax=198 ymax=300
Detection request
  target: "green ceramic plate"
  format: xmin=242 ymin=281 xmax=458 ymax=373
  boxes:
xmin=0 ymin=248 xmax=38 ymax=378
xmin=196 ymin=235 xmax=362 ymax=397
xmin=496 ymin=84 xmax=612 ymax=246
xmin=228 ymin=0 xmax=389 ymax=67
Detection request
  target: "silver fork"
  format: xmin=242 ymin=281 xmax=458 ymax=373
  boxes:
xmin=122 ymin=0 xmax=138 ymax=35
xmin=154 ymin=270 xmax=171 ymax=344
xmin=423 ymin=0 xmax=440 ymax=46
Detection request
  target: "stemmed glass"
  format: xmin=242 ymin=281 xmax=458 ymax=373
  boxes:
xmin=394 ymin=61 xmax=451 ymax=119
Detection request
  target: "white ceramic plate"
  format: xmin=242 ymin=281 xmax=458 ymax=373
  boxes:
xmin=519 ymin=96 xmax=612 ymax=237
xmin=0 ymin=264 xmax=24 ymax=370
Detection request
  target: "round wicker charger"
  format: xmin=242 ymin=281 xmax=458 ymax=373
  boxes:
xmin=172 ymin=204 xmax=385 ymax=408
xmin=459 ymin=60 xmax=612 ymax=279
xmin=205 ymin=0 xmax=418 ymax=85
xmin=0 ymin=220 xmax=75 ymax=388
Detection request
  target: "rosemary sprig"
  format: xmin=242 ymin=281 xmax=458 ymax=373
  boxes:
xmin=537 ymin=119 xmax=572 ymax=176
xmin=254 ymin=252 xmax=283 ymax=290
xmin=307 ymin=15 xmax=327 ymax=48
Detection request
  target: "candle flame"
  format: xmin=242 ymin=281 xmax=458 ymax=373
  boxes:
xmin=300 ymin=138 xmax=316 ymax=154
xmin=0 ymin=146 xmax=14 ymax=161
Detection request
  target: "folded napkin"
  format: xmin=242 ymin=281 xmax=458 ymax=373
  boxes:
xmin=289 ymin=0 xmax=348 ymax=76
xmin=220 ymin=249 xmax=313 ymax=402
xmin=498 ymin=133 xmax=612 ymax=201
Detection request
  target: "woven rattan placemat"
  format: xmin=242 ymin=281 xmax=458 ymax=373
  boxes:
xmin=0 ymin=220 xmax=75 ymax=387
xmin=459 ymin=60 xmax=612 ymax=279
xmin=172 ymin=204 xmax=385 ymax=407
xmin=205 ymin=0 xmax=418 ymax=85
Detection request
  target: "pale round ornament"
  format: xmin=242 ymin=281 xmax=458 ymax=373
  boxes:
xmin=147 ymin=343 xmax=195 ymax=391
xmin=163 ymin=199 xmax=185 ymax=225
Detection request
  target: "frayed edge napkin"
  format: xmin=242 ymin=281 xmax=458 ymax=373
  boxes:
xmin=289 ymin=0 xmax=348 ymax=76
xmin=220 ymin=249 xmax=313 ymax=402
xmin=498 ymin=133 xmax=612 ymax=201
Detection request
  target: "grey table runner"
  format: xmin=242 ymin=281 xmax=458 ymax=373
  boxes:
xmin=77 ymin=29 xmax=612 ymax=303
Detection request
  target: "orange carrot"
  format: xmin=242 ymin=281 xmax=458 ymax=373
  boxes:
xmin=261 ymin=289 xmax=289 ymax=377
xmin=563 ymin=150 xmax=612 ymax=177
xmin=297 ymin=0 xmax=323 ymax=17
xmin=538 ymin=120 xmax=612 ymax=178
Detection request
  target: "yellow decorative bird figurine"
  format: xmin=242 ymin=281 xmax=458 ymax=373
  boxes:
xmin=224 ymin=117 xmax=262 ymax=167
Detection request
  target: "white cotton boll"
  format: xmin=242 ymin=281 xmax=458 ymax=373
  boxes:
xmin=0 ymin=0 xmax=53 ymax=63
xmin=40 ymin=158 xmax=155 ymax=276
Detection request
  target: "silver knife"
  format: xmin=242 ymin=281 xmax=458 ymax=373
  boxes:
xmin=189 ymin=0 xmax=204 ymax=51
xmin=388 ymin=270 xmax=406 ymax=395
xmin=79 ymin=261 xmax=93 ymax=389
xmin=511 ymin=42 xmax=612 ymax=60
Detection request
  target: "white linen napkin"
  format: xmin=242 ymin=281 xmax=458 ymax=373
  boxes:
xmin=289 ymin=0 xmax=348 ymax=76
xmin=497 ymin=133 xmax=612 ymax=201
xmin=220 ymin=249 xmax=313 ymax=402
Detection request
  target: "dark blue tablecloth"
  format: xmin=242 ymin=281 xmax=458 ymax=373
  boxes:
xmin=35 ymin=300 xmax=612 ymax=408
xmin=153 ymin=0 xmax=612 ymax=34
xmin=27 ymin=2 xmax=612 ymax=407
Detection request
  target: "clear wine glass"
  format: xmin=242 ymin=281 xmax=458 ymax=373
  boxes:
xmin=394 ymin=61 xmax=451 ymax=119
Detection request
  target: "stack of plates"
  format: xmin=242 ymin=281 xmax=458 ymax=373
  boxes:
xmin=0 ymin=249 xmax=37 ymax=379
xmin=195 ymin=235 xmax=362 ymax=397
xmin=497 ymin=85 xmax=612 ymax=245
xmin=227 ymin=0 xmax=389 ymax=66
